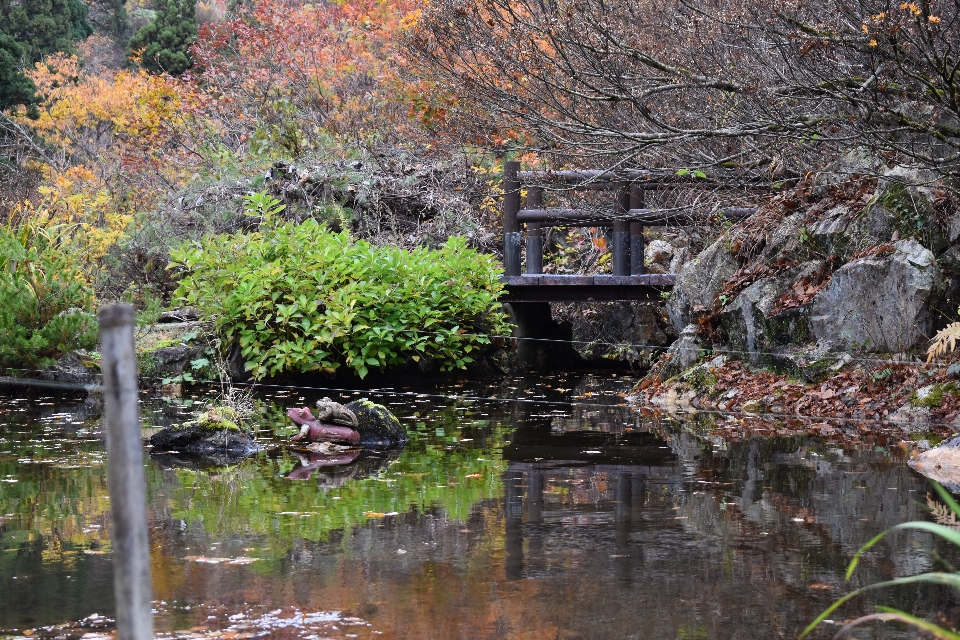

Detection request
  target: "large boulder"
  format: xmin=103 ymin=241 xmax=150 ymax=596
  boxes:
xmin=808 ymin=239 xmax=940 ymax=352
xmin=718 ymin=261 xmax=824 ymax=364
xmin=344 ymin=399 xmax=407 ymax=447
xmin=666 ymin=235 xmax=738 ymax=333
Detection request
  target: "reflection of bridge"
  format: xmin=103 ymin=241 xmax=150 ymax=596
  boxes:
xmin=499 ymin=161 xmax=757 ymax=303
xmin=501 ymin=429 xmax=683 ymax=580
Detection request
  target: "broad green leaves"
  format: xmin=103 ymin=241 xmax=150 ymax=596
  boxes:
xmin=170 ymin=220 xmax=510 ymax=378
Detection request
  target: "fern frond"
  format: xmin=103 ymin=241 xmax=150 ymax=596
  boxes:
xmin=928 ymin=322 xmax=960 ymax=362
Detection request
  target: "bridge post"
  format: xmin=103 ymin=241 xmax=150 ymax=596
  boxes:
xmin=503 ymin=160 xmax=522 ymax=277
xmin=525 ymin=187 xmax=544 ymax=274
xmin=613 ymin=181 xmax=630 ymax=276
xmin=630 ymin=184 xmax=645 ymax=275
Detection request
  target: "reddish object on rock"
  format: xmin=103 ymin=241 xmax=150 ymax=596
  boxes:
xmin=287 ymin=407 xmax=361 ymax=445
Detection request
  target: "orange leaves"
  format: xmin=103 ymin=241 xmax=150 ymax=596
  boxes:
xmin=190 ymin=0 xmax=447 ymax=146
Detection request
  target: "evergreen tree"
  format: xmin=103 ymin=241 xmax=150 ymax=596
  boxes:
xmin=0 ymin=0 xmax=92 ymax=111
xmin=128 ymin=0 xmax=197 ymax=76
xmin=0 ymin=34 xmax=38 ymax=114
xmin=0 ymin=0 xmax=93 ymax=62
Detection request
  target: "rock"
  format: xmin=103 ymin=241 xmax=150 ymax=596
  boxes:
xmin=149 ymin=406 xmax=261 ymax=458
xmin=719 ymin=261 xmax=824 ymax=364
xmin=867 ymin=166 xmax=946 ymax=253
xmin=769 ymin=344 xmax=850 ymax=382
xmin=226 ymin=341 xmax=251 ymax=382
xmin=760 ymin=212 xmax=806 ymax=260
xmin=889 ymin=402 xmax=932 ymax=432
xmin=658 ymin=324 xmax=704 ymax=380
xmin=145 ymin=345 xmax=203 ymax=378
xmin=158 ymin=308 xmax=199 ymax=323
xmin=559 ymin=301 xmax=672 ymax=364
xmin=40 ymin=353 xmax=96 ymax=386
xmin=910 ymin=436 xmax=960 ymax=492
xmin=808 ymin=205 xmax=856 ymax=258
xmin=645 ymin=240 xmax=675 ymax=268
xmin=666 ymin=236 xmax=738 ymax=332
xmin=718 ymin=277 xmax=781 ymax=365
xmin=668 ymin=247 xmax=690 ymax=274
xmin=813 ymin=148 xmax=884 ymax=189
xmin=344 ymin=400 xmax=407 ymax=447
xmin=808 ymin=239 xmax=940 ymax=352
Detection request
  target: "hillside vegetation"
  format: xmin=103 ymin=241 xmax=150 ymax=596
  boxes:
xmin=3 ymin=0 xmax=960 ymax=379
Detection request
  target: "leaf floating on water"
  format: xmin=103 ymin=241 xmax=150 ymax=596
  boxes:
xmin=183 ymin=555 xmax=259 ymax=565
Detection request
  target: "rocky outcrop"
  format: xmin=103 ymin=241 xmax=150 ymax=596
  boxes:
xmin=808 ymin=239 xmax=939 ymax=352
xmin=666 ymin=236 xmax=738 ymax=332
xmin=657 ymin=157 xmax=955 ymax=381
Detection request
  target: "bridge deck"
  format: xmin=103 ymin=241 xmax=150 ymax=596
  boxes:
xmin=500 ymin=274 xmax=675 ymax=302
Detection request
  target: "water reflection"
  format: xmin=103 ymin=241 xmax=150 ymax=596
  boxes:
xmin=1 ymin=376 xmax=959 ymax=639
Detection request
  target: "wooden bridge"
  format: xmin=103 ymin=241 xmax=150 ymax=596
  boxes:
xmin=499 ymin=161 xmax=757 ymax=302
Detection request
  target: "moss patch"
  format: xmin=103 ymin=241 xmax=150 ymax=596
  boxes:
xmin=911 ymin=383 xmax=960 ymax=408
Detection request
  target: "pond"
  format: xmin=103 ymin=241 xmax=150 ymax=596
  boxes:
xmin=0 ymin=373 xmax=957 ymax=639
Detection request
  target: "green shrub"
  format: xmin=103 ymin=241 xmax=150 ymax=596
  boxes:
xmin=169 ymin=219 xmax=510 ymax=378
xmin=0 ymin=223 xmax=97 ymax=369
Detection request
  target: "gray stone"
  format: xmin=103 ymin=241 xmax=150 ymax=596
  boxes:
xmin=809 ymin=239 xmax=940 ymax=352
xmin=659 ymin=324 xmax=705 ymax=380
xmin=718 ymin=261 xmax=824 ymax=364
xmin=813 ymin=148 xmax=884 ymax=188
xmin=645 ymin=240 xmax=675 ymax=268
xmin=719 ymin=278 xmax=781 ymax=364
xmin=769 ymin=343 xmax=850 ymax=382
xmin=40 ymin=353 xmax=96 ymax=386
xmin=866 ymin=166 xmax=945 ymax=253
xmin=760 ymin=212 xmax=806 ymax=259
xmin=158 ymin=308 xmax=199 ymax=323
xmin=666 ymin=236 xmax=738 ymax=333
xmin=147 ymin=345 xmax=203 ymax=378
xmin=808 ymin=205 xmax=855 ymax=257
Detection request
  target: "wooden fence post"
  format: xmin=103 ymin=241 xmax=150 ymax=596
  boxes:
xmin=99 ymin=304 xmax=154 ymax=640
xmin=630 ymin=184 xmax=645 ymax=275
xmin=503 ymin=161 xmax=522 ymax=277
xmin=525 ymin=186 xmax=544 ymax=275
xmin=613 ymin=181 xmax=630 ymax=276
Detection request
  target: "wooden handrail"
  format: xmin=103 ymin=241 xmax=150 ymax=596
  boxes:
xmin=504 ymin=159 xmax=761 ymax=279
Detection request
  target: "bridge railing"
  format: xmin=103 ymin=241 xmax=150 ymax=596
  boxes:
xmin=501 ymin=160 xmax=759 ymax=278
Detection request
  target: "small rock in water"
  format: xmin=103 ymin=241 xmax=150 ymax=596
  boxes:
xmin=344 ymin=399 xmax=407 ymax=447
xmin=910 ymin=436 xmax=960 ymax=492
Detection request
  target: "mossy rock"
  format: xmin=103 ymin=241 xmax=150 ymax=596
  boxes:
xmin=344 ymin=399 xmax=406 ymax=447
xmin=911 ymin=383 xmax=960 ymax=408
xmin=149 ymin=406 xmax=259 ymax=457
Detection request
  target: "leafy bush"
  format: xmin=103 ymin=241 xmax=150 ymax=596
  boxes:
xmin=0 ymin=223 xmax=97 ymax=369
xmin=169 ymin=218 xmax=510 ymax=378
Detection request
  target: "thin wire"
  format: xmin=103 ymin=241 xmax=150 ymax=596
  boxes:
xmin=4 ymin=374 xmax=956 ymax=433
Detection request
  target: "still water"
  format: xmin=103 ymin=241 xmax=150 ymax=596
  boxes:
xmin=0 ymin=374 xmax=956 ymax=639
